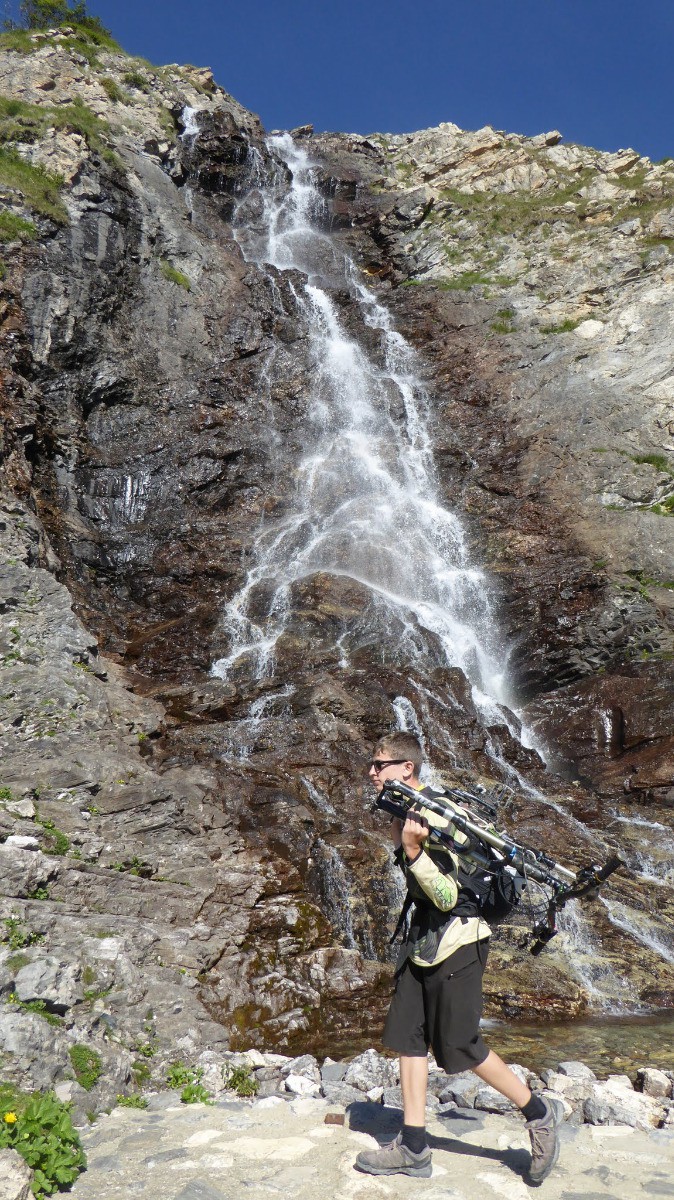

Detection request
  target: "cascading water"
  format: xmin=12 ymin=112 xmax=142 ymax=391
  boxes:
xmin=211 ymin=134 xmax=528 ymax=743
xmin=196 ymin=130 xmax=674 ymax=1023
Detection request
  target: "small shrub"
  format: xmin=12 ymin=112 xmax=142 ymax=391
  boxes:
xmin=132 ymin=1060 xmax=151 ymax=1085
xmin=27 ymin=886 xmax=50 ymax=900
xmin=223 ymin=1063 xmax=259 ymax=1097
xmin=0 ymin=1085 xmax=86 ymax=1198
xmin=159 ymin=259 xmax=191 ymax=291
xmin=8 ymin=993 xmax=63 ymax=1027
xmin=133 ymin=1040 xmax=156 ymax=1059
xmin=116 ymin=1093 xmax=148 ymax=1109
xmin=37 ymin=817 xmax=70 ymax=856
xmin=165 ymin=1062 xmax=201 ymax=1090
xmin=2 ymin=916 xmax=44 ymax=950
xmin=180 ymin=1082 xmax=212 ymax=1105
xmin=123 ymin=70 xmax=150 ymax=93
xmin=69 ymin=1044 xmax=102 ymax=1091
xmin=0 ymin=786 xmax=13 ymax=801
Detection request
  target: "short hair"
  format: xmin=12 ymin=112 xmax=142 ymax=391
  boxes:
xmin=374 ymin=732 xmax=424 ymax=776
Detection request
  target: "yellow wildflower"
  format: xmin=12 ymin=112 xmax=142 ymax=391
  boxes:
xmin=3 ymin=1111 xmax=17 ymax=1123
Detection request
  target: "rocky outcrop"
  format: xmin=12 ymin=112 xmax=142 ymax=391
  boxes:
xmin=1 ymin=25 xmax=673 ymax=1101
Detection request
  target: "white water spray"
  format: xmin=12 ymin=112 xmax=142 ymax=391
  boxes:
xmin=212 ymin=134 xmax=528 ymax=736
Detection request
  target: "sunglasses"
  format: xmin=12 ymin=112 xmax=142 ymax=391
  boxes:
xmin=370 ymin=758 xmax=408 ymax=772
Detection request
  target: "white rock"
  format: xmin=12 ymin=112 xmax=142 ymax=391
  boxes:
xmin=0 ymin=1149 xmax=33 ymax=1200
xmin=5 ymin=800 xmax=35 ymax=820
xmin=638 ymin=1067 xmax=672 ymax=1100
xmin=574 ymin=319 xmax=605 ymax=339
xmin=15 ymin=957 xmax=81 ymax=1010
xmin=285 ymin=1073 xmax=321 ymax=1097
xmin=255 ymin=1095 xmax=285 ymax=1108
xmin=584 ymin=1076 xmax=666 ymax=1130
xmin=4 ymin=836 xmax=40 ymax=851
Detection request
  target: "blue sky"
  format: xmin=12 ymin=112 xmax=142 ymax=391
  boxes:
xmin=14 ymin=1 xmax=674 ymax=159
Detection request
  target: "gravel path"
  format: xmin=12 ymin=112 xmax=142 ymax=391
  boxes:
xmin=68 ymin=1091 xmax=674 ymax=1200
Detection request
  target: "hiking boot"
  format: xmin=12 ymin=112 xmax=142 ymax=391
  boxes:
xmin=355 ymin=1132 xmax=432 ymax=1178
xmin=526 ymin=1096 xmax=564 ymax=1185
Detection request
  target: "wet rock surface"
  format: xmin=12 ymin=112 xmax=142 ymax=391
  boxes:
xmin=1 ymin=28 xmax=673 ymax=1093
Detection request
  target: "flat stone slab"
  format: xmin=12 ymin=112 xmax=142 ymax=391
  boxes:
xmin=68 ymin=1092 xmax=674 ymax=1199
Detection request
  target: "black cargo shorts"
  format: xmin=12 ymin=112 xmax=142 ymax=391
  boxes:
xmin=382 ymin=938 xmax=489 ymax=1073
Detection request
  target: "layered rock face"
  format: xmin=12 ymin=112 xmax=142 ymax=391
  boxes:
xmin=1 ymin=27 xmax=673 ymax=1104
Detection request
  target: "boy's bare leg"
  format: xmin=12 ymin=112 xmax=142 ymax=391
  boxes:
xmin=472 ymin=1049 xmax=532 ymax=1107
xmin=400 ymin=1054 xmax=429 ymax=1125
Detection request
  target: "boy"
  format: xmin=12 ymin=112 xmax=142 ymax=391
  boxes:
xmin=355 ymin=731 xmax=562 ymax=1186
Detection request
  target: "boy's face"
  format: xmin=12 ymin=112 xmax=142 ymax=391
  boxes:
xmin=368 ymin=749 xmax=416 ymax=793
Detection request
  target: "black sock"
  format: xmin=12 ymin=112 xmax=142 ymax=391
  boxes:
xmin=401 ymin=1124 xmax=427 ymax=1154
xmin=521 ymin=1094 xmax=546 ymax=1122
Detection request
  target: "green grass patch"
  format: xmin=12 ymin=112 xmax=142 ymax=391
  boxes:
xmin=491 ymin=306 xmax=516 ymax=332
xmin=631 ymin=452 xmax=672 ymax=473
xmin=123 ymin=69 xmax=150 ymax=92
xmin=0 ymin=29 xmax=35 ymax=53
xmin=439 ymin=170 xmax=597 ymax=235
xmin=0 ymin=1084 xmax=86 ymax=1198
xmin=642 ymin=235 xmax=674 ymax=251
xmin=160 ymin=259 xmax=191 ymax=290
xmin=437 ymin=270 xmax=491 ymax=291
xmin=0 ymin=210 xmax=37 ymax=241
xmin=648 ymin=495 xmax=674 ymax=516
xmin=100 ymin=75 xmax=129 ymax=104
xmin=539 ymin=317 xmax=582 ymax=334
xmin=69 ymin=1044 xmax=103 ymax=1091
xmin=0 ymin=147 xmax=66 ymax=222
xmin=0 ymin=94 xmax=120 ymax=169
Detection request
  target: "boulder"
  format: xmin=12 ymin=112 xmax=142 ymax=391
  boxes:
xmin=438 ymin=1072 xmax=481 ymax=1108
xmin=343 ymin=1049 xmax=397 ymax=1092
xmin=14 ymin=957 xmax=81 ymax=1013
xmin=284 ymin=1073 xmax=321 ymax=1098
xmin=584 ymin=1075 xmax=666 ymax=1130
xmin=0 ymin=1150 xmax=33 ymax=1200
xmin=281 ymin=1054 xmax=320 ymax=1083
xmin=321 ymin=1082 xmax=363 ymax=1106
xmin=637 ymin=1067 xmax=672 ymax=1100
xmin=556 ymin=1061 xmax=597 ymax=1081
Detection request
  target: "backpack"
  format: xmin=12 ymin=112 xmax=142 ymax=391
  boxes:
xmin=456 ymin=851 xmax=526 ymax=925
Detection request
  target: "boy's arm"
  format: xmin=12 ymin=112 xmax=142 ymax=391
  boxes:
xmin=406 ymin=850 xmax=459 ymax=911
xmin=402 ymin=811 xmax=459 ymax=912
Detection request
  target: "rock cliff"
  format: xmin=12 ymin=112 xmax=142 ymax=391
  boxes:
xmin=0 ymin=25 xmax=673 ymax=1109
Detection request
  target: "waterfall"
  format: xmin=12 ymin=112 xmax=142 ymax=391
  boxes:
xmin=180 ymin=105 xmax=201 ymax=142
xmin=601 ymin=897 xmax=674 ymax=966
xmin=555 ymin=902 xmax=635 ymax=1013
xmin=211 ymin=133 xmax=529 ymax=741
